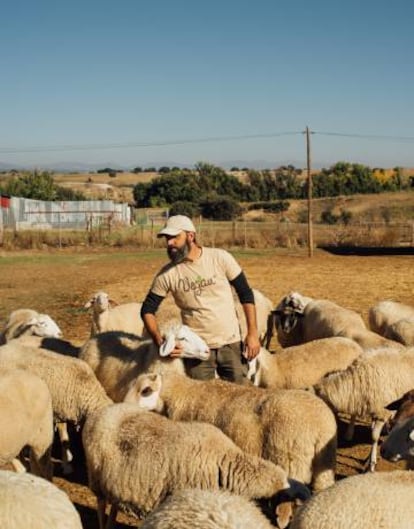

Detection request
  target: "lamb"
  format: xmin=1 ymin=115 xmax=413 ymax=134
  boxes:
xmin=131 ymin=371 xmax=337 ymax=493
xmin=290 ymin=470 xmax=414 ymax=529
xmin=78 ymin=321 xmax=208 ymax=402
xmin=82 ymin=403 xmax=310 ymax=529
xmin=0 ymin=470 xmax=83 ymax=529
xmin=314 ymin=346 xmax=414 ymax=471
xmin=84 ymin=291 xmax=145 ymax=337
xmin=0 ymin=368 xmax=53 ymax=480
xmin=252 ymin=337 xmax=363 ymax=389
xmin=273 ymin=291 xmax=401 ymax=350
xmin=140 ymin=489 xmax=276 ymax=529
xmin=0 ymin=309 xmax=62 ymax=345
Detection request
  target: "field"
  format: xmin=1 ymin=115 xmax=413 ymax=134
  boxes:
xmin=1 ymin=246 xmax=413 ymax=527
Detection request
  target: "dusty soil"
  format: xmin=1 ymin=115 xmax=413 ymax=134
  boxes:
xmin=0 ymin=246 xmax=413 ymax=528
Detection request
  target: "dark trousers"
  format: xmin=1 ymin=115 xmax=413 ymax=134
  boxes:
xmin=184 ymin=341 xmax=249 ymax=384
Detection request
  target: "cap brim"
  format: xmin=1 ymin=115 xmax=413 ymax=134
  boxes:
xmin=156 ymin=228 xmax=182 ymax=238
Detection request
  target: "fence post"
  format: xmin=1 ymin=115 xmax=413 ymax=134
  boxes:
xmin=151 ymin=219 xmax=154 ymax=248
xmin=244 ymin=219 xmax=247 ymax=249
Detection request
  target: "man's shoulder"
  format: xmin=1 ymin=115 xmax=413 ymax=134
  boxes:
xmin=155 ymin=261 xmax=177 ymax=278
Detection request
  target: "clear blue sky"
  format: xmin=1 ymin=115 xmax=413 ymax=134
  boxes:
xmin=1 ymin=0 xmax=414 ymax=169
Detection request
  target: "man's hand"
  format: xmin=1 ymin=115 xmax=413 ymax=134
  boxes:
xmin=243 ymin=332 xmax=261 ymax=360
xmin=168 ymin=341 xmax=184 ymax=358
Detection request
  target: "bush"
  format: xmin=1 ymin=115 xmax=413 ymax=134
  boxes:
xmin=169 ymin=201 xmax=199 ymax=218
xmin=200 ymin=197 xmax=242 ymax=220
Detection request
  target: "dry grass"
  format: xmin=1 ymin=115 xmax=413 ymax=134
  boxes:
xmin=0 ymin=247 xmax=413 ymax=528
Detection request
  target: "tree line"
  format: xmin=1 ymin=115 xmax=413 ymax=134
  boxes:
xmin=0 ymin=163 xmax=412 ymax=221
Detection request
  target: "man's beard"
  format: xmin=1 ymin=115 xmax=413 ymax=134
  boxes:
xmin=168 ymin=241 xmax=190 ymax=264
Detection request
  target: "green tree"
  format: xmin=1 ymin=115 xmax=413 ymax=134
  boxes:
xmin=200 ymin=196 xmax=242 ymax=220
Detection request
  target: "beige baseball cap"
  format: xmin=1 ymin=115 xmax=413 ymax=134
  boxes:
xmin=157 ymin=215 xmax=196 ymax=237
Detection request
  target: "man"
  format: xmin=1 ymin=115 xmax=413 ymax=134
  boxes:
xmin=140 ymin=214 xmax=261 ymax=384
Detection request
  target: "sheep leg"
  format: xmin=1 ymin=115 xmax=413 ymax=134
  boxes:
xmin=56 ymin=422 xmax=73 ymax=474
xmin=97 ymin=497 xmax=107 ymax=529
xmin=105 ymin=504 xmax=118 ymax=529
xmin=29 ymin=445 xmax=53 ymax=481
xmin=368 ymin=418 xmax=385 ymax=472
xmin=11 ymin=457 xmax=27 ymax=473
xmin=344 ymin=414 xmax=356 ymax=441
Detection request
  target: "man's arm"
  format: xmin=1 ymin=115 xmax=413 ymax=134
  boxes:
xmin=230 ymin=272 xmax=261 ymax=360
xmin=141 ymin=292 xmax=165 ymax=347
xmin=140 ymin=292 xmax=183 ymax=357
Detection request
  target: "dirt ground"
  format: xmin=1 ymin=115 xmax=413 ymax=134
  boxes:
xmin=0 ymin=246 xmax=413 ymax=528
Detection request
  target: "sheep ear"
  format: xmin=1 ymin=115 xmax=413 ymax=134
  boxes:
xmin=386 ymin=396 xmax=404 ymax=411
xmin=159 ymin=334 xmax=176 ymax=357
xmin=84 ymin=299 xmax=94 ymax=309
xmin=108 ymin=298 xmax=118 ymax=307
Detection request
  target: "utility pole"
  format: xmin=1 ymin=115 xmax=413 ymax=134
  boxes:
xmin=305 ymin=126 xmax=313 ymax=257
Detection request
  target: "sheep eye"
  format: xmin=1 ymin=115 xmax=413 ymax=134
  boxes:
xmin=141 ymin=387 xmax=153 ymax=397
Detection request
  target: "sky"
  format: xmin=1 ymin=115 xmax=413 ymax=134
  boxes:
xmin=1 ymin=0 xmax=414 ymax=170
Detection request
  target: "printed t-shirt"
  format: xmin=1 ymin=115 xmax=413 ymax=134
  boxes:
xmin=150 ymin=247 xmax=242 ymax=348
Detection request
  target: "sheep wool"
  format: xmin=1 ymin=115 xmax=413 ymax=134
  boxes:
xmin=133 ymin=371 xmax=337 ymax=492
xmin=290 ymin=470 xmax=414 ymax=529
xmin=82 ymin=403 xmax=309 ymax=527
xmin=140 ymin=488 xmax=275 ymax=529
xmin=254 ymin=337 xmax=362 ymax=389
xmin=0 ymin=470 xmax=82 ymax=529
xmin=0 ymin=368 xmax=53 ymax=480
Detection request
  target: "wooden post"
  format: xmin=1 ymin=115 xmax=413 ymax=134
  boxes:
xmin=306 ymin=126 xmax=314 ymax=257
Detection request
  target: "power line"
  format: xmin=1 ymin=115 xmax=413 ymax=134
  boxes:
xmin=2 ymin=129 xmax=414 ymax=155
xmin=0 ymin=131 xmax=301 ymax=154
xmin=314 ymin=131 xmax=414 ymax=142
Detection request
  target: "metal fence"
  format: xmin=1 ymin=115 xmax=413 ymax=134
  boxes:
xmin=0 ymin=196 xmax=132 ymax=230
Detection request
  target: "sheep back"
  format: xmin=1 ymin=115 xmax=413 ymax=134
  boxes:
xmin=82 ymin=404 xmax=292 ymax=517
xmin=0 ymin=470 xmax=82 ymax=529
xmin=140 ymin=488 xmax=275 ymax=529
xmin=290 ymin=470 xmax=414 ymax=529
xmin=256 ymin=337 xmax=363 ymax=389
xmin=79 ymin=331 xmax=185 ymax=402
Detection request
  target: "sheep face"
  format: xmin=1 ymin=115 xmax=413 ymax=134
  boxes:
xmin=29 ymin=314 xmax=62 ymax=338
xmin=381 ymin=416 xmax=414 ymax=463
xmin=159 ymin=324 xmax=210 ymax=360
xmin=125 ymin=373 xmax=164 ymax=412
xmin=273 ymin=292 xmax=308 ymax=335
xmin=84 ymin=291 xmax=117 ymax=313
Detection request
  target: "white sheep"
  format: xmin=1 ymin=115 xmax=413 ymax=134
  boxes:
xmin=290 ymin=470 xmax=414 ymax=529
xmin=368 ymin=299 xmax=414 ymax=335
xmin=252 ymin=337 xmax=363 ymax=389
xmin=314 ymin=346 xmax=414 ymax=471
xmin=78 ymin=321 xmax=208 ymax=402
xmin=0 ymin=309 xmax=80 ymax=474
xmin=131 ymin=371 xmax=337 ymax=493
xmin=0 ymin=342 xmax=113 ymax=474
xmin=384 ymin=318 xmax=414 ymax=347
xmin=82 ymin=403 xmax=310 ymax=529
xmin=273 ymin=291 xmax=400 ymax=350
xmin=140 ymin=488 xmax=276 ymax=529
xmin=0 ymin=368 xmax=53 ymax=480
xmin=84 ymin=291 xmax=145 ymax=337
xmin=0 ymin=469 xmax=82 ymax=529
xmin=0 ymin=309 xmax=62 ymax=345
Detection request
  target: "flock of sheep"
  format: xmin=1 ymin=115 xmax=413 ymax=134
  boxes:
xmin=0 ymin=288 xmax=414 ymax=529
